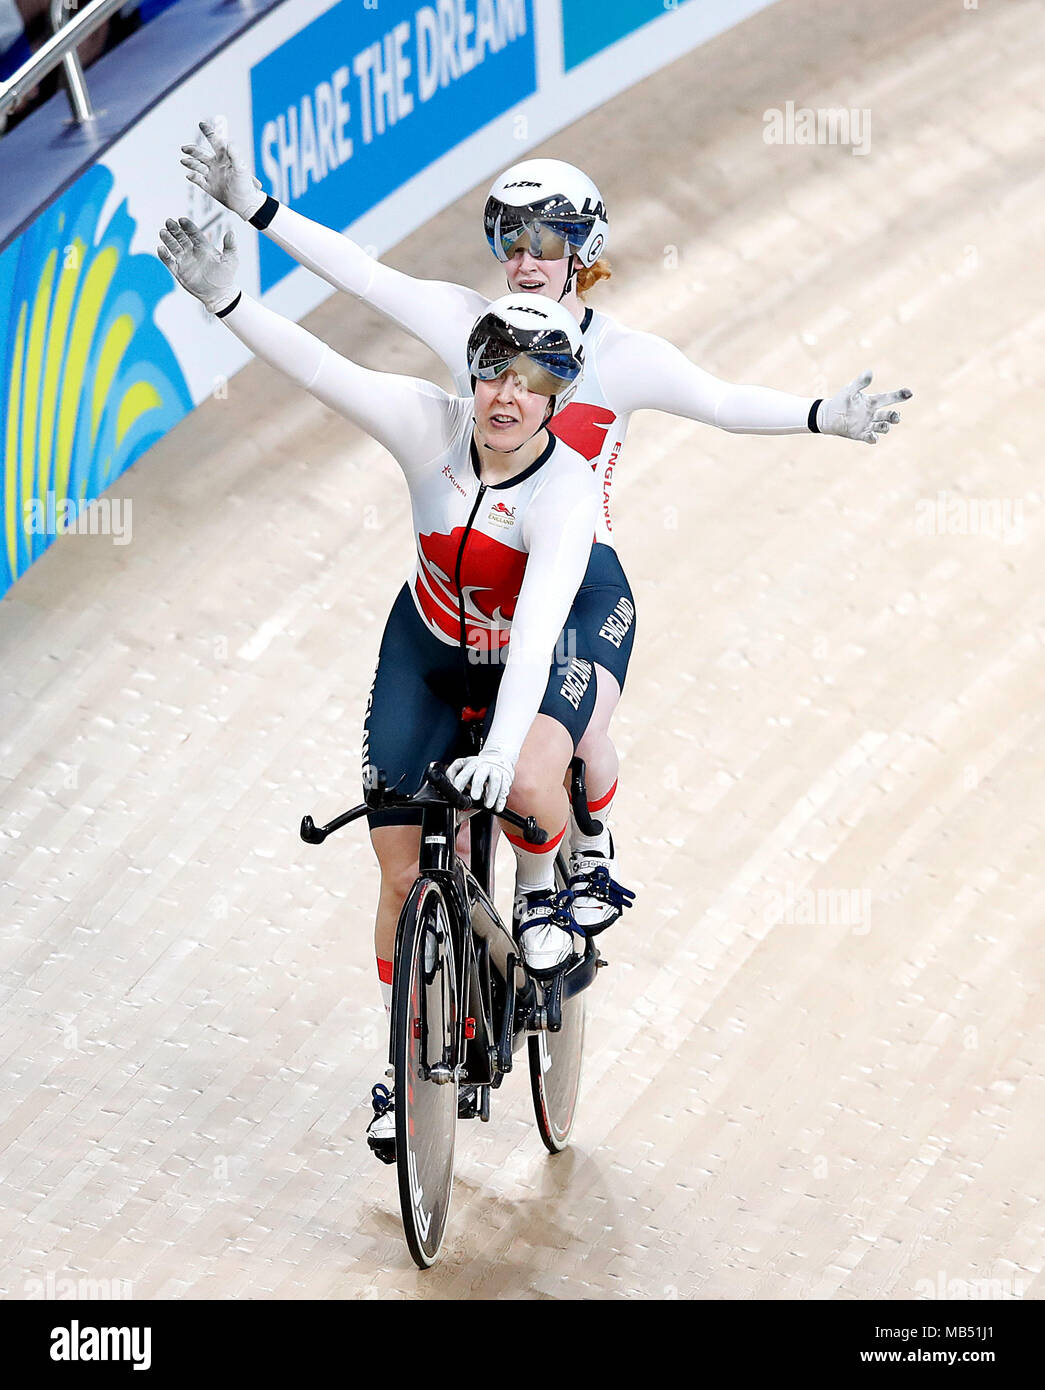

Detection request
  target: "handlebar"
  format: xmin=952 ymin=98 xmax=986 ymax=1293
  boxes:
xmin=424 ymin=762 xmax=474 ymax=813
xmin=300 ymin=762 xmax=549 ymax=846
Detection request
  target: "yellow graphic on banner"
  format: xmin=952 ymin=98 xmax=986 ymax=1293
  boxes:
xmin=4 ymin=304 xmax=27 ymax=581
xmin=0 ymin=164 xmax=192 ymax=593
xmin=37 ymin=242 xmax=83 ymax=526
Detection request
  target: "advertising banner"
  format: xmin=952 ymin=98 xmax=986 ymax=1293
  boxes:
xmin=562 ymin=0 xmax=689 ymax=71
xmin=251 ymin=0 xmax=537 ymax=292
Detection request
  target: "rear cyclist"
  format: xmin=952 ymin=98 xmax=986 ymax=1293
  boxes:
xmin=157 ymin=218 xmax=605 ymax=1162
xmin=181 ymin=130 xmax=912 ymax=937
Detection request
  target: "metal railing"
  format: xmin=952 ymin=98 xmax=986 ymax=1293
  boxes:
xmin=0 ymin=0 xmax=129 ymax=129
xmin=50 ymin=0 xmax=99 ymax=124
xmin=0 ymin=2 xmax=260 ymax=137
xmin=0 ymin=0 xmax=132 ymax=129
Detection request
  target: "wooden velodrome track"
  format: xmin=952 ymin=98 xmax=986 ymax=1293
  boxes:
xmin=2 ymin=0 xmax=1043 ymax=1300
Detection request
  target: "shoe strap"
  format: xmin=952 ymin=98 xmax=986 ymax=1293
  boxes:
xmin=518 ymin=888 xmax=583 ymax=938
xmin=370 ymin=1083 xmax=394 ymax=1114
xmin=567 ymin=864 xmax=636 ymax=911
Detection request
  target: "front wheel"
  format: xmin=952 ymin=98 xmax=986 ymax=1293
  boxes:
xmin=528 ymin=851 xmax=586 ymax=1152
xmin=393 ymin=879 xmax=458 ymax=1267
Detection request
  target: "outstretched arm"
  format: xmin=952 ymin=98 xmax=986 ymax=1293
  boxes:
xmin=603 ymin=327 xmax=911 ymax=442
xmin=181 ymin=120 xmax=487 ymax=385
xmin=157 ymin=218 xmax=454 ymax=469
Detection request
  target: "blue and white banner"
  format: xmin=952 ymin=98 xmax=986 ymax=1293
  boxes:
xmin=251 ymin=0 xmax=536 ymax=291
xmin=562 ymin=0 xmax=688 ymax=71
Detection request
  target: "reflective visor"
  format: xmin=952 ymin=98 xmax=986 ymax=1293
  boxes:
xmin=468 ymin=320 xmax=582 ymax=397
xmin=485 ymin=199 xmax=594 ymax=262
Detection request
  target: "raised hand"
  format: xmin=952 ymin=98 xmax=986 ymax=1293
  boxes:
xmin=817 ymin=369 xmax=913 ymax=444
xmin=180 ymin=119 xmax=266 ymax=221
xmin=157 ymin=217 xmax=239 ymax=314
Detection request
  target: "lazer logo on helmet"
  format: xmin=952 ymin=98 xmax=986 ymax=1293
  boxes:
xmin=505 ymin=180 xmax=542 ymax=188
xmin=512 ymin=305 xmax=549 ymax=318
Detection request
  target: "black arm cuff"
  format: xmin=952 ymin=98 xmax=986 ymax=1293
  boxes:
xmin=249 ymin=195 xmax=280 ymax=230
xmin=215 ymin=292 xmax=242 ymax=319
xmin=808 ymin=399 xmax=823 ymax=433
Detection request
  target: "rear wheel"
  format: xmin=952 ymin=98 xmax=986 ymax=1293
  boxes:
xmin=528 ymin=852 xmax=586 ymax=1153
xmin=393 ymin=879 xmax=458 ymax=1267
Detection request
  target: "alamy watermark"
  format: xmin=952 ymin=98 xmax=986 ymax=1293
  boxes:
xmin=50 ymin=1322 xmax=151 ymax=1371
xmin=914 ymin=1270 xmax=1024 ymax=1300
xmin=764 ymin=883 xmax=872 ymax=934
xmin=764 ymin=101 xmax=871 ymax=156
xmin=466 ymin=599 xmax=634 ymax=676
xmin=23 ymin=491 xmax=132 ymax=545
xmin=915 ymin=492 xmax=1023 ymax=545
xmin=465 ymin=622 xmax=578 ymax=671
xmin=25 ymin=1272 xmax=134 ymax=1299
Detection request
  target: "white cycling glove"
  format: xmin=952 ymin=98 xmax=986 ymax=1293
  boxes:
xmin=447 ymin=748 xmax=517 ymax=814
xmin=157 ymin=217 xmax=240 ymax=314
xmin=180 ymin=119 xmax=266 ymax=221
xmin=816 ymin=369 xmax=913 ymax=444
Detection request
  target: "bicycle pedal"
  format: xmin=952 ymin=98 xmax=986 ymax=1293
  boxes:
xmin=367 ymin=1137 xmax=397 ymax=1166
xmin=457 ymin=1083 xmax=482 ymax=1120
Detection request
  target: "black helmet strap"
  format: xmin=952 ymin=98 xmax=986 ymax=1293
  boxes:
xmin=560 ymin=253 xmax=579 ymax=301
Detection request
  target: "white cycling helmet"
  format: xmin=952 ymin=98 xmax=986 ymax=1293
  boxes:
xmin=468 ymin=293 xmax=585 ymax=411
xmin=484 ymin=158 xmax=609 ymax=269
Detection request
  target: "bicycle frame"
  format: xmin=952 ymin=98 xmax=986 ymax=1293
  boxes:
xmin=391 ymin=793 xmax=531 ymax=1087
xmin=301 ymin=759 xmax=602 ymax=1088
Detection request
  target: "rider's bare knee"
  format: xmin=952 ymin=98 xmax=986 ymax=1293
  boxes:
xmin=577 ymin=721 xmax=612 ymax=755
xmin=388 ymin=857 xmax=420 ymax=901
xmin=373 ymin=845 xmax=420 ymax=902
xmin=505 ymin=758 xmax=550 ymax=810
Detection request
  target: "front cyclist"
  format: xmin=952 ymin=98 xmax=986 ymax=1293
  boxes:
xmin=157 ymin=219 xmax=603 ymax=1162
xmin=181 ymin=129 xmax=912 ymax=935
